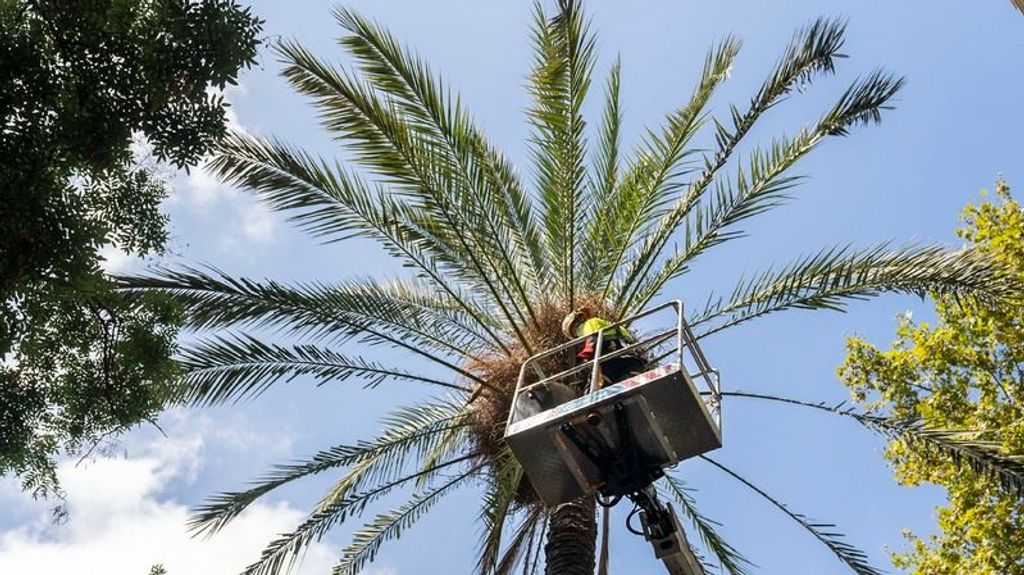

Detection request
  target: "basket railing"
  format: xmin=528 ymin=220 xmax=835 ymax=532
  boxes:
xmin=506 ymin=300 xmax=722 ymax=431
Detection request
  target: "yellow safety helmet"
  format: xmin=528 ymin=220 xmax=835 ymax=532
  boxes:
xmin=561 ymin=310 xmax=582 ymax=339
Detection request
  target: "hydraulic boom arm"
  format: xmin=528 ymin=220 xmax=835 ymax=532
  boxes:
xmin=631 ymin=487 xmax=703 ymax=575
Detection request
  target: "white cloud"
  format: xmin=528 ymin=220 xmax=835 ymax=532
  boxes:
xmin=156 ymin=408 xmax=295 ymax=459
xmin=223 ymin=99 xmax=248 ymax=135
xmin=99 ymin=244 xmax=140 ymax=274
xmin=236 ymin=199 xmax=277 ymax=246
xmin=173 ymin=163 xmax=234 ymax=210
xmin=165 ymin=82 xmax=279 ymax=249
xmin=0 ymin=414 xmax=333 ymax=575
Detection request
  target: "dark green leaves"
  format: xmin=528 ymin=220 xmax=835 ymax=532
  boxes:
xmin=1 ymin=0 xmax=261 ymax=498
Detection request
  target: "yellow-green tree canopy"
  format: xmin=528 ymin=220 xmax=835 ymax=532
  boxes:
xmin=838 ymin=180 xmax=1024 ymax=575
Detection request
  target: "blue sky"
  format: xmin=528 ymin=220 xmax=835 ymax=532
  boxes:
xmin=2 ymin=1 xmax=1023 ymax=574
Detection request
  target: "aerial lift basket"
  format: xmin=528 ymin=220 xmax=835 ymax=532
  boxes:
xmin=504 ymin=300 xmax=722 ymax=508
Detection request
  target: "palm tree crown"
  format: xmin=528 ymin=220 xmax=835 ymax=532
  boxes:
xmin=125 ymin=2 xmax=1021 ymax=575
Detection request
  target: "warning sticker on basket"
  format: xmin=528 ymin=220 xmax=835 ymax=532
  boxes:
xmin=506 ymin=364 xmax=678 ymax=436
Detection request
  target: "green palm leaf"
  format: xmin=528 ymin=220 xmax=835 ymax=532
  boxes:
xmin=476 ymin=447 xmax=525 ymax=574
xmin=691 ymin=243 xmax=1017 ymax=338
xmin=659 ymin=475 xmax=752 ymax=575
xmin=178 ymin=334 xmax=469 ymax=406
xmin=189 ymin=399 xmax=469 ymax=536
xmin=611 ymin=18 xmax=851 ymax=306
xmin=577 ymin=57 xmax=621 ymax=290
xmin=621 ymin=70 xmax=905 ymax=312
xmin=701 ymin=456 xmax=884 ymax=575
xmin=332 ymin=467 xmax=481 ymax=575
xmin=530 ymin=0 xmax=596 ymax=306
xmin=333 ymin=7 xmax=547 ymax=305
xmin=590 ymin=57 xmax=622 ymax=215
xmin=121 ymin=267 xmax=487 ymax=382
xmin=581 ymin=37 xmax=740 ymax=294
xmin=725 ymin=391 xmax=1024 ymax=497
xmin=245 ymin=456 xmax=477 ymax=575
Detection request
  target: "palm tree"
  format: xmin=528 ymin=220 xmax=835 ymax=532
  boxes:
xmin=125 ymin=2 xmax=1022 ymax=575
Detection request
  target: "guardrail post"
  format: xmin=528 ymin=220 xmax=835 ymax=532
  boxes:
xmin=590 ymin=328 xmax=604 ymax=394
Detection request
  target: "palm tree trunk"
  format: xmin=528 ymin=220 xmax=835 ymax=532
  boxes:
xmin=544 ymin=497 xmax=597 ymax=575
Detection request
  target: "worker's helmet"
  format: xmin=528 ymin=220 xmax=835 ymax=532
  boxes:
xmin=561 ymin=310 xmax=583 ymax=339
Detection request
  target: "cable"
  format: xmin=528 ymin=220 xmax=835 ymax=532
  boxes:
xmin=625 ymin=503 xmax=646 ymax=536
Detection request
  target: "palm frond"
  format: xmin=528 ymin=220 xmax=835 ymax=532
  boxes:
xmin=659 ymin=475 xmax=751 ymax=575
xmin=313 ymin=404 xmax=474 ymax=513
xmin=494 ymin=506 xmax=546 ymax=575
xmin=612 ymin=18 xmax=851 ymax=307
xmin=332 ymin=7 xmax=547 ymax=305
xmin=881 ymin=421 xmax=1024 ymax=495
xmin=203 ymin=131 xmax=515 ymax=352
xmin=725 ymin=391 xmax=1024 ymax=497
xmin=591 ymin=57 xmax=622 ymax=212
xmin=332 ymin=466 xmax=481 ymax=575
xmin=362 ymin=276 xmax=506 ymax=354
xmin=277 ymin=38 xmax=455 ymax=206
xmin=208 ymin=131 xmax=412 ymax=248
xmin=524 ymin=515 xmax=548 ymax=575
xmin=580 ymin=37 xmax=739 ymax=293
xmin=817 ymin=69 xmax=904 ymax=136
xmin=189 ymin=398 xmax=469 ymax=536
xmin=577 ymin=56 xmax=624 ymax=290
xmin=530 ymin=0 xmax=596 ymax=307
xmin=620 ymin=70 xmax=904 ymax=312
xmin=277 ymin=39 xmax=537 ymax=345
xmin=701 ymin=456 xmax=884 ymax=575
xmin=691 ymin=243 xmax=1018 ymax=338
xmin=120 ymin=267 xmax=490 ymax=383
xmin=245 ymin=455 xmax=477 ymax=575
xmin=476 ymin=447 xmax=524 ymax=574
xmin=177 ymin=334 xmax=469 ymax=407
xmin=416 ymin=418 xmax=472 ymax=490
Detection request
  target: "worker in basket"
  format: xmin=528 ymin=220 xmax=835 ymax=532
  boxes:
xmin=562 ymin=309 xmax=649 ymax=388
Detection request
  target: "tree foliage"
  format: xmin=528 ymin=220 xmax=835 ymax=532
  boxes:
xmin=125 ymin=2 xmax=1020 ymax=574
xmin=838 ymin=181 xmax=1024 ymax=575
xmin=0 ymin=0 xmax=262 ymax=498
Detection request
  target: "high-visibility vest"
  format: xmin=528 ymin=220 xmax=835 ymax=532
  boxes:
xmin=576 ymin=317 xmax=633 ymax=342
